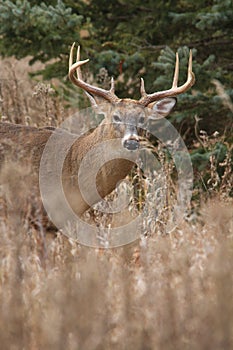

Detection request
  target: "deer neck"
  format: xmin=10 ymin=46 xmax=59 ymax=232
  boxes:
xmin=63 ymin=122 xmax=137 ymax=215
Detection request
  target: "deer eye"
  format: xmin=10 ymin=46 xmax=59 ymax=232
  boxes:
xmin=138 ymin=116 xmax=145 ymax=125
xmin=113 ymin=114 xmax=122 ymax=123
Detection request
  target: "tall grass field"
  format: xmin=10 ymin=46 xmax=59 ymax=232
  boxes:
xmin=0 ymin=57 xmax=232 ymax=350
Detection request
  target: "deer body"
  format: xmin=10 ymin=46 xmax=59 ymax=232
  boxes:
xmin=0 ymin=44 xmax=195 ymax=227
xmin=0 ymin=119 xmax=135 ymax=217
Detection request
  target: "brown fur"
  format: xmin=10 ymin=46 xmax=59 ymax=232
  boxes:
xmin=0 ymin=103 xmax=138 ymax=221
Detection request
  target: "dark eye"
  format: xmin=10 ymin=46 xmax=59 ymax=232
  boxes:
xmin=138 ymin=116 xmax=145 ymax=125
xmin=113 ymin=114 xmax=122 ymax=123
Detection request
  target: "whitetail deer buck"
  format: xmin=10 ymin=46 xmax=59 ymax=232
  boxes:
xmin=0 ymin=43 xmax=195 ymax=228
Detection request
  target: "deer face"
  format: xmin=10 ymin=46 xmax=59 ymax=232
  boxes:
xmin=99 ymin=98 xmax=177 ymax=151
xmin=99 ymin=101 xmax=144 ymax=151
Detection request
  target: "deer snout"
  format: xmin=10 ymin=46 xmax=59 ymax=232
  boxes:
xmin=123 ymin=138 xmax=140 ymax=151
xmin=122 ymin=125 xmax=140 ymax=151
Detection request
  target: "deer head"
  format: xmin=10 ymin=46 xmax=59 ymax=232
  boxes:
xmin=69 ymin=43 xmax=195 ymax=151
xmin=0 ymin=44 xmax=195 ymax=242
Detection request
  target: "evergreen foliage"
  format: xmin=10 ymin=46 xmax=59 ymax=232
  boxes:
xmin=0 ymin=0 xmax=84 ymax=77
xmin=0 ymin=0 xmax=232 ymax=181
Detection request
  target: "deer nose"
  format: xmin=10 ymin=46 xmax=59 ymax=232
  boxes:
xmin=123 ymin=137 xmax=140 ymax=151
xmin=123 ymin=124 xmax=139 ymax=151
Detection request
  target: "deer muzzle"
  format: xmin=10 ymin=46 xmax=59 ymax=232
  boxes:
xmin=122 ymin=124 xmax=139 ymax=151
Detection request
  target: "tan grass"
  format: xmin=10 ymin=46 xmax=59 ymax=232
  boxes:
xmin=0 ymin=198 xmax=232 ymax=349
xmin=0 ymin=57 xmax=233 ymax=350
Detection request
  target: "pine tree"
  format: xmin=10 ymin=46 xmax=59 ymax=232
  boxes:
xmin=0 ymin=0 xmax=232 ymax=139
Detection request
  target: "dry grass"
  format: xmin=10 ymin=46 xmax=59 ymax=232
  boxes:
xmin=0 ymin=199 xmax=232 ymax=350
xmin=0 ymin=57 xmax=233 ymax=350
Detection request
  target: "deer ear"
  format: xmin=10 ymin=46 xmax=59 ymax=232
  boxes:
xmin=92 ymin=100 xmax=111 ymax=119
xmin=148 ymin=97 xmax=177 ymax=119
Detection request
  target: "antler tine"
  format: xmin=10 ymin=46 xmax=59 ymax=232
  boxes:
xmin=69 ymin=42 xmax=89 ymax=83
xmin=74 ymin=45 xmax=98 ymax=107
xmin=69 ymin=42 xmax=76 ymax=70
xmin=172 ymin=52 xmax=179 ymax=88
xmin=110 ymin=77 xmax=115 ymax=93
xmin=69 ymin=43 xmax=119 ymax=104
xmin=139 ymin=50 xmax=195 ymax=106
xmin=140 ymin=78 xmax=147 ymax=97
xmin=76 ymin=45 xmax=82 ymax=80
xmin=188 ymin=49 xmax=194 ymax=83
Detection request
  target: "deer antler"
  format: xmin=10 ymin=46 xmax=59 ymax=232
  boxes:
xmin=139 ymin=50 xmax=195 ymax=106
xmin=69 ymin=43 xmax=120 ymax=104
